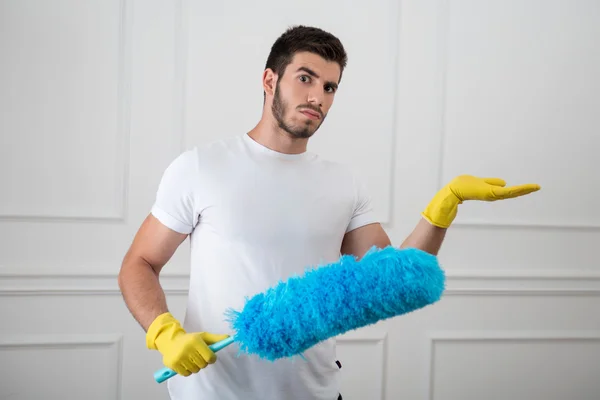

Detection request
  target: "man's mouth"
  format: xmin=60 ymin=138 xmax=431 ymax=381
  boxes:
xmin=299 ymin=109 xmax=321 ymax=120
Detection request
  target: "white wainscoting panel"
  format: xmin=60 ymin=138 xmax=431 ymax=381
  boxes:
xmin=435 ymin=0 xmax=600 ymax=229
xmin=425 ymin=331 xmax=600 ymax=400
xmin=0 ymin=0 xmax=132 ymax=221
xmin=0 ymin=334 xmax=123 ymax=400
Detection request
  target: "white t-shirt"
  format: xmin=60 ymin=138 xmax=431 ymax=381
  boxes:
xmin=151 ymin=132 xmax=378 ymax=400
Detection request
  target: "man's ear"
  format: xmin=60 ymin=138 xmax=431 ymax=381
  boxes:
xmin=262 ymin=68 xmax=277 ymax=97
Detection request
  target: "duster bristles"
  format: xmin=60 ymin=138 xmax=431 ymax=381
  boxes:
xmin=224 ymin=246 xmax=445 ymax=361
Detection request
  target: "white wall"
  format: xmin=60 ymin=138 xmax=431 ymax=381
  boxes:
xmin=1 ymin=0 xmax=599 ymax=399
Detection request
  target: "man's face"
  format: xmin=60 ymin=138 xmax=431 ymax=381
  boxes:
xmin=270 ymin=51 xmax=341 ymax=139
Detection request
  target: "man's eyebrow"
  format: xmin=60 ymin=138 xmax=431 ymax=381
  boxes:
xmin=296 ymin=66 xmax=319 ymax=78
xmin=296 ymin=66 xmax=339 ymax=89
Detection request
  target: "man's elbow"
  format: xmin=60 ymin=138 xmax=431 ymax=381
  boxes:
xmin=117 ymin=257 xmax=131 ymax=293
xmin=117 ymin=251 xmax=141 ymax=292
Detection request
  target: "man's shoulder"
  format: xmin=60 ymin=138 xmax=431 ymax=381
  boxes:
xmin=162 ymin=134 xmax=244 ymax=178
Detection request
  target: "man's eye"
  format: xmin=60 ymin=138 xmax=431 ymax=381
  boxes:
xmin=299 ymin=75 xmax=310 ymax=82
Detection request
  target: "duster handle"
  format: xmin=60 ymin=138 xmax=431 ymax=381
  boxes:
xmin=153 ymin=336 xmax=235 ymax=383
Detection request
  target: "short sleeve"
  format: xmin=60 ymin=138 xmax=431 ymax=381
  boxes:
xmin=346 ymin=173 xmax=379 ymax=233
xmin=150 ymin=149 xmax=201 ymax=234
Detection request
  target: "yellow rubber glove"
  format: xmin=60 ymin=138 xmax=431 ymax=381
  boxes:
xmin=422 ymin=175 xmax=541 ymax=228
xmin=146 ymin=312 xmax=230 ymax=377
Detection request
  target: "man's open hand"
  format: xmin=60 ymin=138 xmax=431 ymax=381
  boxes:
xmin=422 ymin=175 xmax=541 ymax=228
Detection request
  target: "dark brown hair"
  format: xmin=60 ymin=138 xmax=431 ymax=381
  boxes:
xmin=265 ymin=25 xmax=348 ymax=83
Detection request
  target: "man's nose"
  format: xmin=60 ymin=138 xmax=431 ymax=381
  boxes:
xmin=307 ymin=90 xmax=324 ymax=108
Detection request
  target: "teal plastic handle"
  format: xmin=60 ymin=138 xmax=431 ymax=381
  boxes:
xmin=153 ymin=336 xmax=235 ymax=383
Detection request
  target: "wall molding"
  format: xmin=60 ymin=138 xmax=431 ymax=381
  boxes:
xmin=443 ymin=269 xmax=600 ymax=296
xmin=0 ymin=272 xmax=190 ymax=296
xmin=337 ymin=330 xmax=388 ymax=342
xmin=0 ymin=333 xmax=124 ymax=347
xmin=1 ymin=270 xmax=600 ymax=296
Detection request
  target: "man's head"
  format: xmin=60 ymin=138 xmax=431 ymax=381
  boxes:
xmin=262 ymin=26 xmax=347 ymax=139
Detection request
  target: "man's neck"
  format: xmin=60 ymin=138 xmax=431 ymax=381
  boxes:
xmin=247 ymin=118 xmax=308 ymax=155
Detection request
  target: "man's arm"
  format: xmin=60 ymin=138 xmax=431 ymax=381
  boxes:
xmin=118 ymin=213 xmax=188 ymax=331
xmin=340 ymin=219 xmax=445 ymax=259
xmin=341 ymin=175 xmax=540 ymax=259
xmin=398 ymin=218 xmax=446 ymax=256
xmin=341 ymin=222 xmax=392 ymax=260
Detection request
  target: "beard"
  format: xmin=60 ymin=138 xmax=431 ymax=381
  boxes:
xmin=271 ymin=83 xmax=325 ymax=139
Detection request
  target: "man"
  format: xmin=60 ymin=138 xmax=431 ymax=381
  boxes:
xmin=118 ymin=25 xmax=540 ymax=400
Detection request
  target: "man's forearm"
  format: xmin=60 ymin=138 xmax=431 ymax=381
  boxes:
xmin=118 ymin=258 xmax=169 ymax=332
xmin=399 ymin=217 xmax=447 ymax=256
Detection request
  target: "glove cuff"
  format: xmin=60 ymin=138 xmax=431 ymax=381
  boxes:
xmin=421 ymin=185 xmax=462 ymax=228
xmin=421 ymin=212 xmax=451 ymax=228
xmin=146 ymin=312 xmax=183 ymax=350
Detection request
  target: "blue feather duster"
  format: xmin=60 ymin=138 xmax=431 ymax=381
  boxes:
xmin=224 ymin=245 xmax=445 ymax=361
xmin=153 ymin=246 xmax=445 ymax=382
